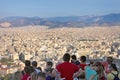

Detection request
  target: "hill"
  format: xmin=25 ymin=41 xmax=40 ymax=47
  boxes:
xmin=0 ymin=13 xmax=120 ymax=28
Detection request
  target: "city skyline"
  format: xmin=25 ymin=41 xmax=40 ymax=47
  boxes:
xmin=0 ymin=0 xmax=120 ymax=18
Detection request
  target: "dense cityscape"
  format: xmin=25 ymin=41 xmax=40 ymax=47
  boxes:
xmin=0 ymin=26 xmax=120 ymax=79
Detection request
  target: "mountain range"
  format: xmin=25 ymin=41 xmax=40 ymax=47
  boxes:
xmin=0 ymin=13 xmax=120 ymax=28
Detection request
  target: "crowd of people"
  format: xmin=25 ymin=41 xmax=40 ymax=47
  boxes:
xmin=13 ymin=53 xmax=120 ymax=80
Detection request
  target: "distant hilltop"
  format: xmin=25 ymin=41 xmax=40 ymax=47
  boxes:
xmin=0 ymin=13 xmax=120 ymax=28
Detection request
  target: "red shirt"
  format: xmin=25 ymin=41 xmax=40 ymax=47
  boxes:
xmin=22 ymin=74 xmax=31 ymax=80
xmin=56 ymin=62 xmax=79 ymax=80
xmin=79 ymin=63 xmax=87 ymax=70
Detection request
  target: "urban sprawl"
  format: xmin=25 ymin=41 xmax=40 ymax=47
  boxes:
xmin=0 ymin=26 xmax=120 ymax=79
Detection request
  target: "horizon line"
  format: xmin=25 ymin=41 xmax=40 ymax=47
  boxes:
xmin=1 ymin=12 xmax=120 ymax=19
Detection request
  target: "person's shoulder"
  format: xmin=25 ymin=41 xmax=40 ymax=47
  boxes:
xmin=71 ymin=62 xmax=79 ymax=67
xmin=107 ymin=72 xmax=114 ymax=78
xmin=57 ymin=62 xmax=64 ymax=66
xmin=85 ymin=65 xmax=90 ymax=69
xmin=56 ymin=63 xmax=62 ymax=69
xmin=111 ymin=71 xmax=119 ymax=74
xmin=35 ymin=68 xmax=41 ymax=73
xmin=80 ymin=63 xmax=87 ymax=66
xmin=91 ymin=69 xmax=97 ymax=74
xmin=107 ymin=73 xmax=114 ymax=80
xmin=62 ymin=62 xmax=72 ymax=65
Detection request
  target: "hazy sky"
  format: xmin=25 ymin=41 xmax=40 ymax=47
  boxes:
xmin=0 ymin=0 xmax=120 ymax=18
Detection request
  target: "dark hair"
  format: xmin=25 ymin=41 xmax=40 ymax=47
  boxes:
xmin=24 ymin=66 xmax=31 ymax=74
xmin=47 ymin=61 xmax=53 ymax=67
xmin=63 ymin=53 xmax=70 ymax=62
xmin=93 ymin=62 xmax=102 ymax=66
xmin=90 ymin=60 xmax=94 ymax=64
xmin=80 ymin=56 xmax=86 ymax=62
xmin=93 ymin=62 xmax=105 ymax=79
xmin=107 ymin=57 xmax=113 ymax=64
xmin=37 ymin=72 xmax=46 ymax=79
xmin=25 ymin=60 xmax=31 ymax=66
xmin=29 ymin=66 xmax=35 ymax=73
xmin=111 ymin=63 xmax=118 ymax=71
xmin=32 ymin=61 xmax=37 ymax=68
xmin=71 ymin=55 xmax=77 ymax=60
xmin=37 ymin=67 xmax=42 ymax=72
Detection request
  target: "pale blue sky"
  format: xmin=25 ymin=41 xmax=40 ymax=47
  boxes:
xmin=0 ymin=0 xmax=120 ymax=18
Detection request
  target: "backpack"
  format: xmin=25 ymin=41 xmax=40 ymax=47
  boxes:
xmin=111 ymin=72 xmax=120 ymax=80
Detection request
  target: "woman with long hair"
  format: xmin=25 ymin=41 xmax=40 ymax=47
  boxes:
xmin=107 ymin=63 xmax=120 ymax=80
xmin=91 ymin=62 xmax=106 ymax=80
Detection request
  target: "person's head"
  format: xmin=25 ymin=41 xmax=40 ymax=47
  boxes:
xmin=37 ymin=72 xmax=46 ymax=80
xmin=71 ymin=55 xmax=77 ymax=60
xmin=32 ymin=61 xmax=37 ymax=68
xmin=13 ymin=71 xmax=22 ymax=80
xmin=107 ymin=57 xmax=113 ymax=64
xmin=63 ymin=53 xmax=70 ymax=62
xmin=110 ymin=63 xmax=118 ymax=71
xmin=46 ymin=61 xmax=53 ymax=69
xmin=24 ymin=66 xmax=31 ymax=74
xmin=88 ymin=60 xmax=94 ymax=67
xmin=29 ymin=66 xmax=35 ymax=73
xmin=80 ymin=56 xmax=86 ymax=63
xmin=90 ymin=60 xmax=94 ymax=65
xmin=92 ymin=62 xmax=105 ymax=79
xmin=37 ymin=67 xmax=42 ymax=72
xmin=25 ymin=60 xmax=31 ymax=66
xmin=31 ymin=71 xmax=37 ymax=80
xmin=92 ymin=62 xmax=104 ymax=74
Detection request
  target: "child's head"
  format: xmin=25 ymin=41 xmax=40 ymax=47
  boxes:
xmin=110 ymin=63 xmax=118 ymax=71
xmin=25 ymin=60 xmax=31 ymax=66
xmin=107 ymin=57 xmax=113 ymax=64
xmin=46 ymin=61 xmax=53 ymax=68
xmin=71 ymin=55 xmax=77 ymax=60
xmin=80 ymin=56 xmax=86 ymax=62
